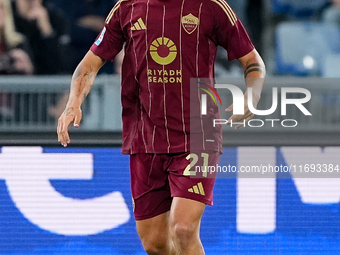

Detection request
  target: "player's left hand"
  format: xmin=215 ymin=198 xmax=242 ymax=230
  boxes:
xmin=226 ymin=89 xmax=260 ymax=130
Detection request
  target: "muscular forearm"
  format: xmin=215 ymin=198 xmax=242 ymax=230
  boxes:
xmin=227 ymin=49 xmax=266 ymax=129
xmin=240 ymin=50 xmax=266 ymax=103
xmin=67 ymin=65 xmax=96 ymax=107
xmin=66 ymin=51 xmax=105 ymax=108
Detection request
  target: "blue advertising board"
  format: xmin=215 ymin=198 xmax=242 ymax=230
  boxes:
xmin=1 ymin=146 xmax=340 ymax=254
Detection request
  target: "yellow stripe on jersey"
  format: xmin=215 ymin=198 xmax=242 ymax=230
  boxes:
xmin=138 ymin=18 xmax=147 ymax=29
xmin=105 ymin=5 xmax=119 ymax=24
xmin=134 ymin=22 xmax=141 ymax=30
xmin=210 ymin=0 xmax=237 ymax=26
xmin=131 ymin=18 xmax=147 ymax=31
xmin=218 ymin=0 xmax=237 ymax=24
xmin=105 ymin=0 xmax=131 ymax=24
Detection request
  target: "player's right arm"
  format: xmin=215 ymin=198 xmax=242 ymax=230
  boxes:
xmin=57 ymin=50 xmax=106 ymax=147
xmin=57 ymin=1 xmax=125 ymax=146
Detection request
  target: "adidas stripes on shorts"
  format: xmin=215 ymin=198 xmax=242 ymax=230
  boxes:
xmin=130 ymin=152 xmax=219 ymax=220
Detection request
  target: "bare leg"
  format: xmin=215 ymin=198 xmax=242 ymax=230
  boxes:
xmin=169 ymin=197 xmax=206 ymax=255
xmin=136 ymin=211 xmax=176 ymax=255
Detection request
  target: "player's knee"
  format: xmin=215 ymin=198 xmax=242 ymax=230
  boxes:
xmin=143 ymin=244 xmax=167 ymax=255
xmin=171 ymin=222 xmax=197 ymax=245
xmin=141 ymin=237 xmax=168 ymax=255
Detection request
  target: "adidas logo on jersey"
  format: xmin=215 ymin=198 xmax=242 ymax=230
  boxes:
xmin=188 ymin=182 xmax=205 ymax=196
xmin=131 ymin=18 xmax=146 ymax=31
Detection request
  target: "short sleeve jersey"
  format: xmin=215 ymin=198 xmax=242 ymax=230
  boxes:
xmin=91 ymin=0 xmax=254 ymax=154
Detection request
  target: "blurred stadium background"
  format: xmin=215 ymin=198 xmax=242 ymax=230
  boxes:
xmin=1 ymin=0 xmax=340 ymax=254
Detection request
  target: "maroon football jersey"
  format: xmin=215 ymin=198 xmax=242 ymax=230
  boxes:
xmin=91 ymin=0 xmax=254 ymax=154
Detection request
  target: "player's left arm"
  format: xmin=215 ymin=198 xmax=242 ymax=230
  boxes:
xmin=226 ymin=49 xmax=266 ymax=129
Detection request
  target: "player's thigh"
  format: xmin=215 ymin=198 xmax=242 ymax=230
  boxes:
xmin=136 ymin=211 xmax=170 ymax=245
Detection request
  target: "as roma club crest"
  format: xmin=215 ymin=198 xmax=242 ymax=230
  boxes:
xmin=181 ymin=13 xmax=199 ymax=34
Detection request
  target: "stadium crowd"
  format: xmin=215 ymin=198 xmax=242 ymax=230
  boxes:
xmin=0 ymin=0 xmax=118 ymax=75
xmin=2 ymin=0 xmax=339 ymax=77
xmin=0 ymin=0 xmax=264 ymax=76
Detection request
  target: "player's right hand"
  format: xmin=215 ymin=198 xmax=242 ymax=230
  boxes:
xmin=57 ymin=106 xmax=82 ymax=147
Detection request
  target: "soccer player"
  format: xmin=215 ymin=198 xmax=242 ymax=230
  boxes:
xmin=57 ymin=0 xmax=265 ymax=254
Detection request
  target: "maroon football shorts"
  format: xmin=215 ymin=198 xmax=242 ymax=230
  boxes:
xmin=130 ymin=152 xmax=220 ymax=220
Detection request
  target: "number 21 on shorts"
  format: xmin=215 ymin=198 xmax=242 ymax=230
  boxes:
xmin=184 ymin=153 xmax=210 ymax=178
